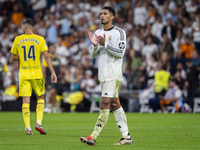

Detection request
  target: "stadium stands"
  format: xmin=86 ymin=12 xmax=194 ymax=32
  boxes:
xmin=0 ymin=0 xmax=200 ymax=113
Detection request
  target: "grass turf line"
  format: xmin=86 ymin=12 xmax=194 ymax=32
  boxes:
xmin=0 ymin=112 xmax=199 ymax=150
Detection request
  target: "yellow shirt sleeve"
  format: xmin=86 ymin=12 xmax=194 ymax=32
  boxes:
xmin=11 ymin=38 xmax=18 ymax=55
xmin=41 ymin=38 xmax=48 ymax=53
xmin=42 ymin=59 xmax=48 ymax=67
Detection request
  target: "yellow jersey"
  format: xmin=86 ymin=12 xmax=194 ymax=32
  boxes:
xmin=11 ymin=34 xmax=48 ymax=79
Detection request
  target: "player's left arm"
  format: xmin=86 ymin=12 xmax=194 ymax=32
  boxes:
xmin=97 ymin=30 xmax=126 ymax=58
xmin=10 ymin=53 xmax=19 ymax=62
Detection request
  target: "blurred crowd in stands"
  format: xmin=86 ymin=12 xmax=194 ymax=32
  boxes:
xmin=0 ymin=0 xmax=200 ymax=112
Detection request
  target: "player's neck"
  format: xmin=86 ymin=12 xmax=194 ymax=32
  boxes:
xmin=103 ymin=22 xmax=114 ymax=31
xmin=25 ymin=30 xmax=33 ymax=35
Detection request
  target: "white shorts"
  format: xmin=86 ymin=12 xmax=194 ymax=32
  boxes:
xmin=100 ymin=80 xmax=122 ymax=98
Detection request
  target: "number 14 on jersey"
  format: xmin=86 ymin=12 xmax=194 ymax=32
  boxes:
xmin=21 ymin=45 xmax=35 ymax=61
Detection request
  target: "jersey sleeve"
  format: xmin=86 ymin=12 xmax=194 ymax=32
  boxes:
xmin=104 ymin=29 xmax=126 ymax=58
xmin=11 ymin=38 xmax=18 ymax=55
xmin=41 ymin=38 xmax=48 ymax=52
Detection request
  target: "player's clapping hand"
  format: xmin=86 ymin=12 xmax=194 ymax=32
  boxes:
xmin=95 ymin=34 xmax=106 ymax=46
xmin=88 ymin=32 xmax=98 ymax=47
xmin=51 ymin=73 xmax=57 ymax=83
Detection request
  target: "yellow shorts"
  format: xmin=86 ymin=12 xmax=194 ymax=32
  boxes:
xmin=19 ymin=79 xmax=45 ymax=97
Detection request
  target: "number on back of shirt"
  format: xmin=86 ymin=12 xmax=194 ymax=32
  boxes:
xmin=21 ymin=45 xmax=35 ymax=61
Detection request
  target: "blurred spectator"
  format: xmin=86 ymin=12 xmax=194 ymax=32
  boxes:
xmin=134 ymin=1 xmax=148 ymax=26
xmin=132 ymin=30 xmax=144 ymax=52
xmin=11 ymin=4 xmax=24 ymax=27
xmin=185 ymin=59 xmax=200 ymax=110
xmin=35 ymin=20 xmax=46 ymax=37
xmin=174 ymin=70 xmax=188 ymax=90
xmin=82 ymin=58 xmax=97 ymax=78
xmin=0 ymin=50 xmax=8 ymax=91
xmin=192 ymin=10 xmax=200 ymax=53
xmin=43 ymin=44 xmax=61 ymax=113
xmin=127 ymin=49 xmax=144 ymax=90
xmin=80 ymin=70 xmax=96 ymax=93
xmin=151 ymin=14 xmax=164 ymax=42
xmin=142 ymin=36 xmax=158 ymax=63
xmin=180 ymin=36 xmax=195 ymax=59
xmin=162 ymin=17 xmax=177 ymax=41
xmin=58 ymin=10 xmax=70 ymax=36
xmin=182 ymin=17 xmax=192 ymax=37
xmin=160 ymin=33 xmax=174 ymax=57
xmin=172 ymin=30 xmax=185 ymax=54
xmin=46 ymin=13 xmax=58 ymax=45
xmin=191 ymin=50 xmax=200 ymax=66
xmin=55 ymin=36 xmax=70 ymax=64
xmin=0 ymin=32 xmax=12 ymax=50
xmin=70 ymin=66 xmax=84 ymax=91
xmin=146 ymin=53 xmax=158 ymax=77
xmin=30 ymin=0 xmax=47 ymax=13
xmin=152 ymin=63 xmax=171 ymax=97
xmin=148 ymin=63 xmax=171 ymax=112
xmin=159 ymin=78 xmax=183 ymax=113
xmin=161 ymin=5 xmax=172 ymax=25
xmin=186 ymin=0 xmax=197 ymax=13
xmin=144 ymin=27 xmax=160 ymax=45
xmin=176 ymin=62 xmax=187 ymax=79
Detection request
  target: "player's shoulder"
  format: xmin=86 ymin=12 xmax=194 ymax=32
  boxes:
xmin=33 ymin=34 xmax=45 ymax=40
xmin=14 ymin=34 xmax=23 ymax=41
xmin=113 ymin=26 xmax=125 ymax=40
xmin=113 ymin=26 xmax=125 ymax=34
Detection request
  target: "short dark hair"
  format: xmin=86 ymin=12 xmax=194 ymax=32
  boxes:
xmin=103 ymin=6 xmax=115 ymax=16
xmin=23 ymin=18 xmax=34 ymax=26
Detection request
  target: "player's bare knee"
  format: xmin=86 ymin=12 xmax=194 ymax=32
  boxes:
xmin=100 ymin=101 xmax=110 ymax=110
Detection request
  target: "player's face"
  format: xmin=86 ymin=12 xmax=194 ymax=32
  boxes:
xmin=100 ymin=9 xmax=113 ymax=25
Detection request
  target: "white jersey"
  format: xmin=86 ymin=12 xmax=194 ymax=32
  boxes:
xmin=90 ymin=26 xmax=126 ymax=82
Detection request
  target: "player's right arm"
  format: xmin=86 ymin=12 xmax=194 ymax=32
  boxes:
xmin=10 ymin=37 xmax=19 ymax=62
xmin=42 ymin=51 xmax=57 ymax=83
xmin=88 ymin=31 xmax=99 ymax=58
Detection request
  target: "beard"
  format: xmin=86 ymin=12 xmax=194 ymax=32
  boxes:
xmin=101 ymin=20 xmax=109 ymax=25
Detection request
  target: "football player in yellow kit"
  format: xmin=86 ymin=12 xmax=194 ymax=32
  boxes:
xmin=10 ymin=18 xmax=57 ymax=135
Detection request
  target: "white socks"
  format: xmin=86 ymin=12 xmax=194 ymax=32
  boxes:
xmin=113 ymin=106 xmax=130 ymax=139
xmin=37 ymin=122 xmax=41 ymax=126
xmin=91 ymin=109 xmax=110 ymax=140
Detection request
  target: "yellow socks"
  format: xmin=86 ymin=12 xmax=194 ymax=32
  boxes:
xmin=36 ymin=99 xmax=45 ymax=124
xmin=22 ymin=103 xmax=30 ymax=129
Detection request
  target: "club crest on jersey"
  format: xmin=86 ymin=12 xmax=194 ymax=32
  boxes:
xmin=118 ymin=42 xmax=125 ymax=49
xmin=109 ymin=35 xmax=112 ymax=40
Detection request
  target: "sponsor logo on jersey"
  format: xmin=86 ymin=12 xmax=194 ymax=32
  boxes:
xmin=21 ymin=65 xmax=39 ymax=70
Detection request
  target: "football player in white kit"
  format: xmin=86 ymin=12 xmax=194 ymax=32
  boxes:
xmin=80 ymin=6 xmax=132 ymax=146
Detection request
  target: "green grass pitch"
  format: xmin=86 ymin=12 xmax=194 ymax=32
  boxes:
xmin=0 ymin=112 xmax=199 ymax=150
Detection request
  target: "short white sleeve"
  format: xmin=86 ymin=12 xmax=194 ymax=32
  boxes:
xmin=175 ymin=89 xmax=182 ymax=98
